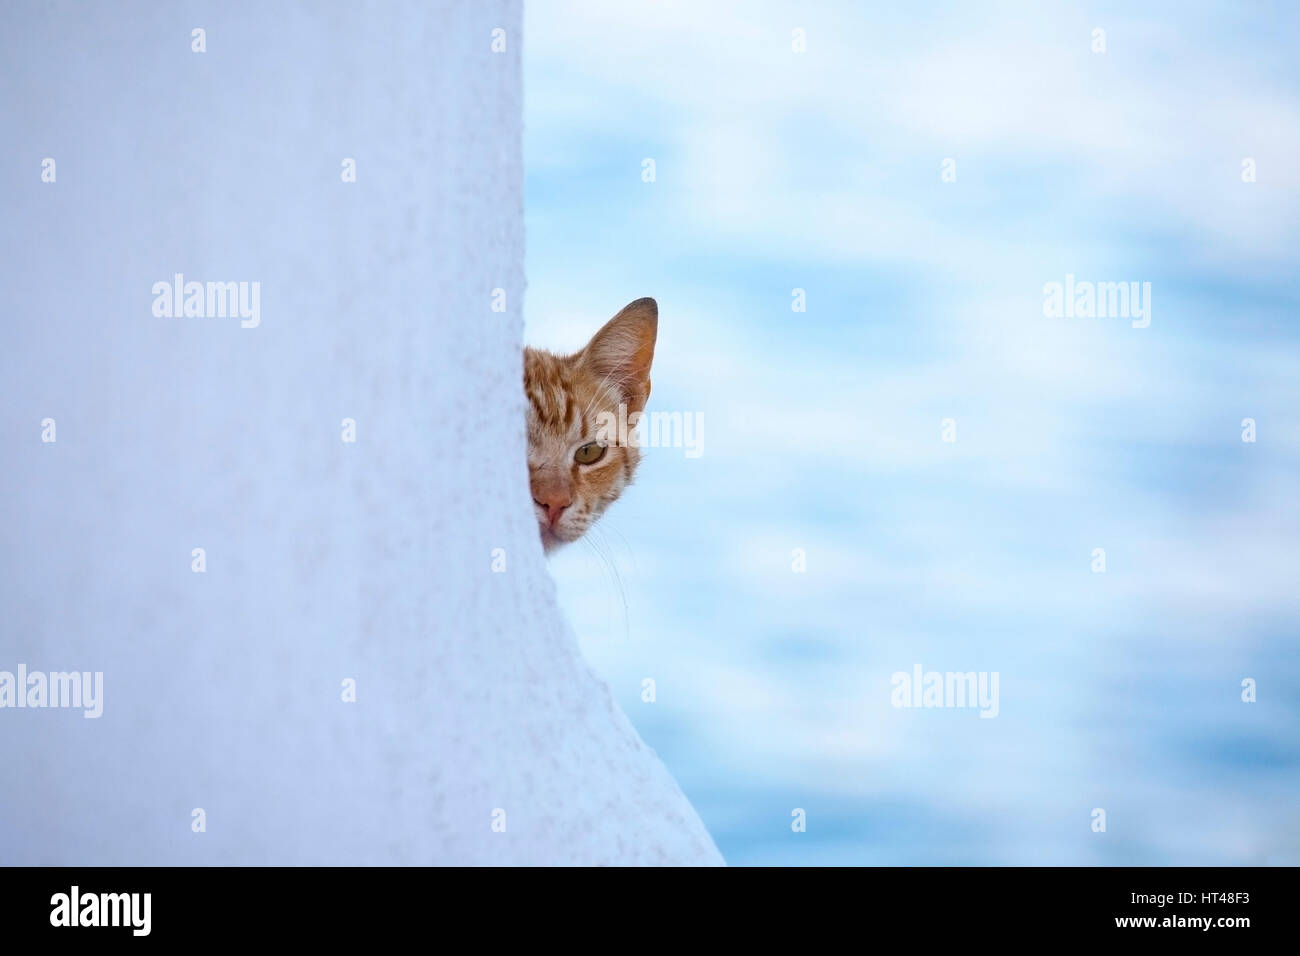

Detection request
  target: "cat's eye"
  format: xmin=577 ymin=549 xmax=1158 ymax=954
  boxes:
xmin=574 ymin=441 xmax=607 ymax=465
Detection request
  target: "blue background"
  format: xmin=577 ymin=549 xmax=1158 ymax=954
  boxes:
xmin=525 ymin=1 xmax=1299 ymax=864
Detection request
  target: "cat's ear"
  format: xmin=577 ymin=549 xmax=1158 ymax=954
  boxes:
xmin=582 ymin=297 xmax=657 ymax=413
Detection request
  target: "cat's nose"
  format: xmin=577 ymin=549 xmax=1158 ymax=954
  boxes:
xmin=533 ymin=492 xmax=572 ymax=526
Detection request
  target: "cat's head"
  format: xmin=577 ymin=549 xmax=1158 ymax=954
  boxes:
xmin=524 ymin=298 xmax=658 ymax=552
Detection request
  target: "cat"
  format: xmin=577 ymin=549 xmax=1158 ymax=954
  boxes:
xmin=523 ymin=298 xmax=658 ymax=552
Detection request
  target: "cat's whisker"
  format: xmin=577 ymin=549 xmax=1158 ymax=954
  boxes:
xmin=578 ymin=533 xmax=618 ymax=624
xmin=587 ymin=524 xmax=630 ymax=640
xmin=600 ymin=522 xmax=638 ymax=578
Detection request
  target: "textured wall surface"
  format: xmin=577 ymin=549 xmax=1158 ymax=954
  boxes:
xmin=0 ymin=0 xmax=721 ymax=865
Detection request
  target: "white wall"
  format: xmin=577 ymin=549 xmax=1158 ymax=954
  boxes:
xmin=0 ymin=0 xmax=721 ymax=865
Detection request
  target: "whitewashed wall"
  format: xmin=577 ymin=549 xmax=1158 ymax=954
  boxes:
xmin=0 ymin=0 xmax=721 ymax=865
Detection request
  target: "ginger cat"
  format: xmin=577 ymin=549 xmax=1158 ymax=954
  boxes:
xmin=524 ymin=298 xmax=658 ymax=551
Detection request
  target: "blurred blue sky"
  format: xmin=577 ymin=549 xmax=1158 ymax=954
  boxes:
xmin=523 ymin=0 xmax=1299 ymax=864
